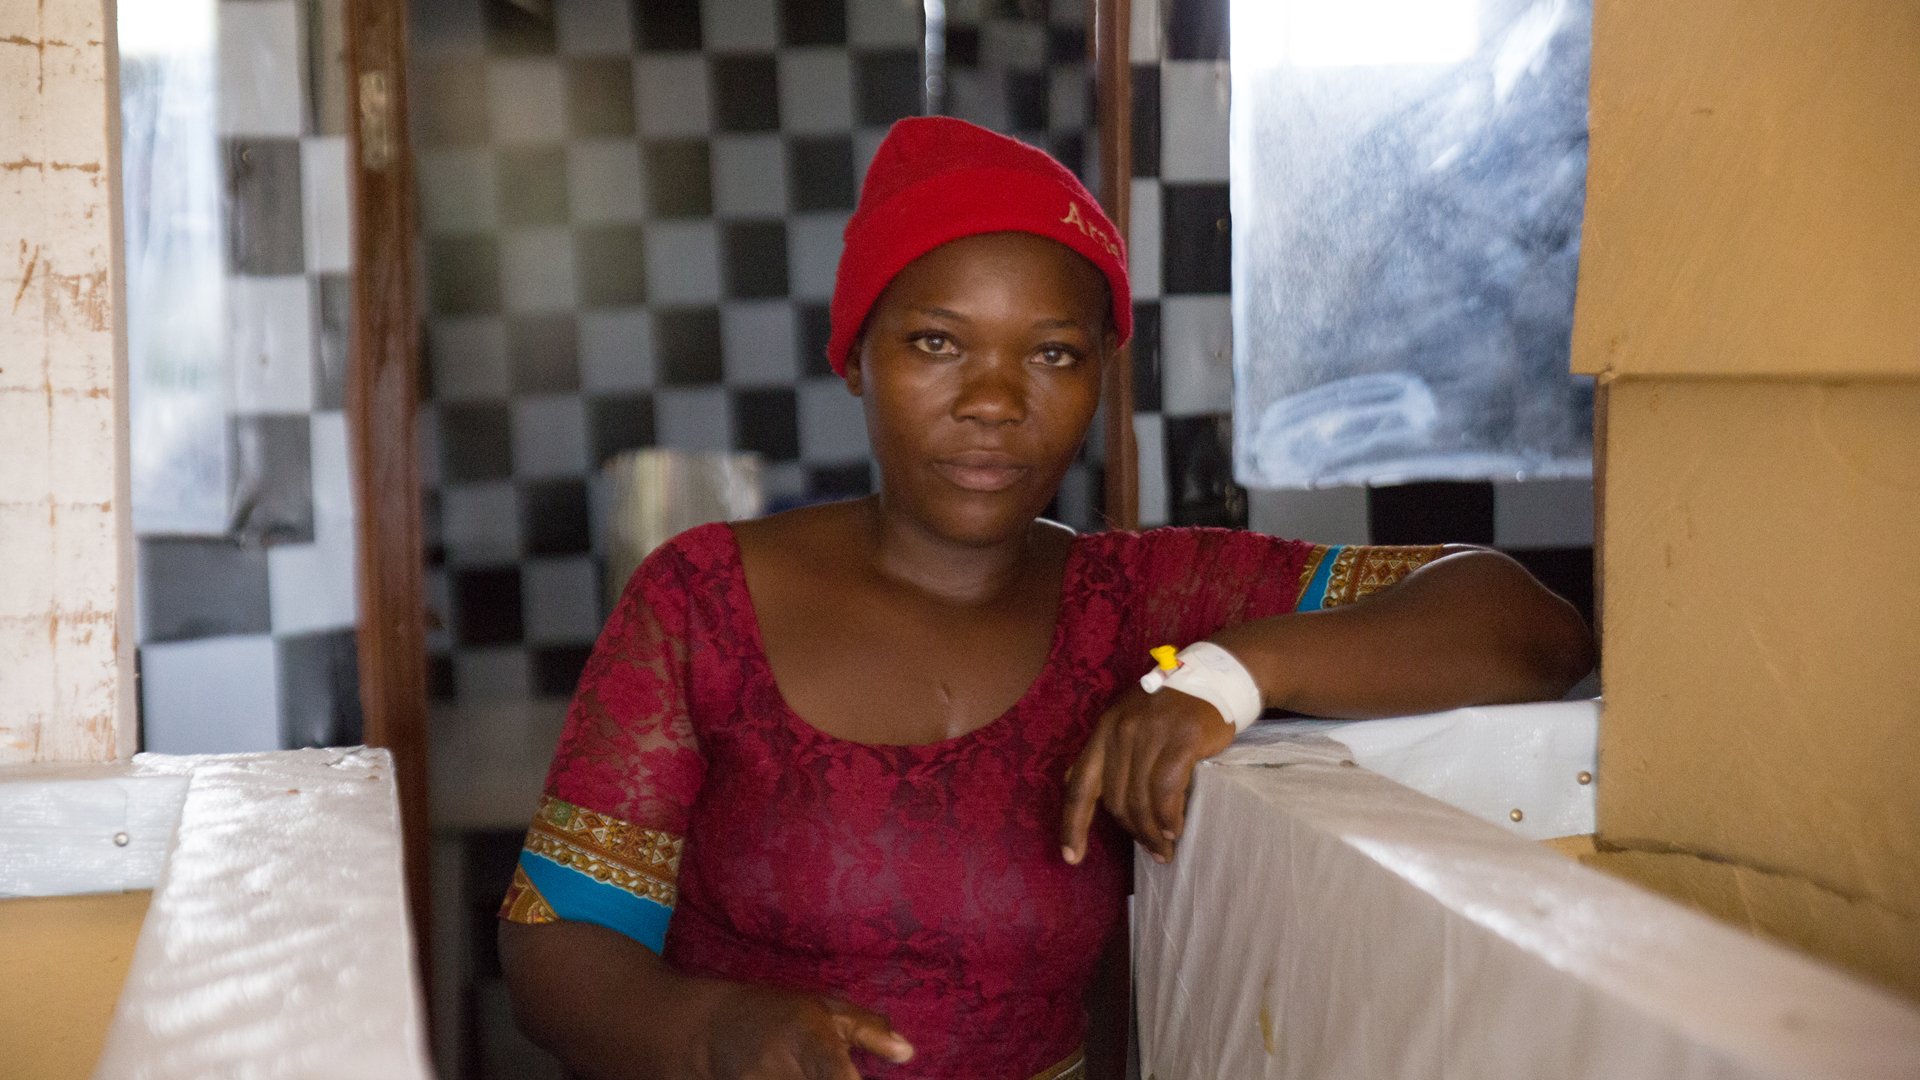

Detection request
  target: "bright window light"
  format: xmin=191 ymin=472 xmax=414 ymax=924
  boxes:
xmin=119 ymin=0 xmax=215 ymax=57
xmin=1235 ymin=0 xmax=1480 ymax=69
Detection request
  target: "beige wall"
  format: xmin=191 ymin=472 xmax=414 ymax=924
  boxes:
xmin=1577 ymin=0 xmax=1920 ymax=999
xmin=0 ymin=0 xmax=134 ymax=763
xmin=0 ymin=891 xmax=151 ymax=1079
xmin=1571 ymin=0 xmax=1920 ymax=380
xmin=1594 ymin=382 xmax=1920 ymax=997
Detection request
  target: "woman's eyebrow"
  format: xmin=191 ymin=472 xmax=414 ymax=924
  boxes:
xmin=1029 ymin=317 xmax=1091 ymax=333
xmin=911 ymin=308 xmax=1092 ymax=333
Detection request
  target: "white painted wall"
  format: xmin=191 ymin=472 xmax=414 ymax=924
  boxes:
xmin=0 ymin=0 xmax=136 ymax=763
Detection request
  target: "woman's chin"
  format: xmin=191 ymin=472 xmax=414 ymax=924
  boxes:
xmin=919 ymin=495 xmax=1056 ymax=548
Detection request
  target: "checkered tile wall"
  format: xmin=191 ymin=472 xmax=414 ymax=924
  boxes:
xmin=136 ymin=0 xmax=364 ymax=756
xmin=412 ymin=0 xmax=935 ymax=707
xmin=941 ymin=0 xmax=1093 ymax=181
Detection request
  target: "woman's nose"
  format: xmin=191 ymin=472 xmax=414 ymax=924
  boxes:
xmin=952 ymin=356 xmax=1028 ymax=425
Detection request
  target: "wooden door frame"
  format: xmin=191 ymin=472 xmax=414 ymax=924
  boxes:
xmin=1088 ymin=14 xmax=1138 ymax=1078
xmin=343 ymin=0 xmax=431 ymax=987
xmin=1095 ymin=0 xmax=1139 ymax=530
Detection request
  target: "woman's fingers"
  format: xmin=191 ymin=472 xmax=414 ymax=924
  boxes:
xmin=1101 ymin=718 xmax=1144 ymax=854
xmin=1148 ymin=739 xmax=1198 ymax=847
xmin=829 ymin=1000 xmax=915 ymax=1065
xmin=1153 ymin=699 xmax=1219 ymax=847
xmin=790 ymin=1034 xmax=860 ymax=1080
xmin=798 ymin=1055 xmax=858 ymax=1080
xmin=1109 ymin=705 xmax=1177 ymax=862
xmin=704 ymin=987 xmax=909 ymax=1080
xmin=1060 ymin=732 xmax=1107 ymax=864
xmin=1124 ymin=694 xmax=1236 ymax=859
xmin=830 ymin=1001 xmax=913 ymax=1063
xmin=1065 ymin=692 xmax=1235 ymax=864
xmin=788 ymin=998 xmax=912 ymax=1080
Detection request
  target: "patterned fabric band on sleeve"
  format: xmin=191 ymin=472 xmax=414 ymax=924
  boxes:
xmin=498 ymin=794 xmax=684 ymax=953
xmin=1295 ymin=545 xmax=1446 ymax=611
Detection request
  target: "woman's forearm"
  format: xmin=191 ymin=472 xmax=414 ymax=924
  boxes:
xmin=499 ymin=920 xmax=916 ymax=1080
xmin=1210 ymin=547 xmax=1595 ymax=720
xmin=1062 ymin=547 xmax=1595 ymax=863
xmin=499 ymin=919 xmax=709 ymax=1079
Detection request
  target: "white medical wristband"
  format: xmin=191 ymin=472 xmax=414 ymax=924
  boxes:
xmin=1138 ymin=641 xmax=1265 ymax=733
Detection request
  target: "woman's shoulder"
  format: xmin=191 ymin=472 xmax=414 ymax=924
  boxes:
xmin=1072 ymin=525 xmax=1321 ymax=593
xmin=1072 ymin=523 xmax=1300 ymax=560
xmin=729 ymin=498 xmax=868 ymax=570
xmin=641 ymin=500 xmax=865 ymax=571
xmin=626 ymin=506 xmax=857 ymax=604
xmin=632 ymin=520 xmax=741 ymax=580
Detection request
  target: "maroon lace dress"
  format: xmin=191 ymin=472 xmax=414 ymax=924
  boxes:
xmin=505 ymin=522 xmax=1431 ymax=1079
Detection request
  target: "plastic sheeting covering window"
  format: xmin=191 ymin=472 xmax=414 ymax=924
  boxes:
xmin=1229 ymin=0 xmax=1595 ymax=489
xmin=120 ymin=0 xmax=231 ymax=536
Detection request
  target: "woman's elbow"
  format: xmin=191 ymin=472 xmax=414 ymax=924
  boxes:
xmin=1513 ymin=584 xmax=1595 ymax=699
xmin=1447 ymin=548 xmax=1594 ymax=698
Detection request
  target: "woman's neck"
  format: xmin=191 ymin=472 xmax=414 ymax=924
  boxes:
xmin=858 ymin=496 xmax=1049 ymax=607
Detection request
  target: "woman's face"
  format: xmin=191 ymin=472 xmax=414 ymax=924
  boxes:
xmin=848 ymin=231 xmax=1112 ymax=547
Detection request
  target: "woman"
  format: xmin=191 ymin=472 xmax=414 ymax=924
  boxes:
xmin=498 ymin=117 xmax=1593 ymax=1080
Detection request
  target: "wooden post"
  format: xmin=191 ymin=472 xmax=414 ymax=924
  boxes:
xmin=1094 ymin=0 xmax=1138 ymax=530
xmin=343 ymin=0 xmax=432 ymax=991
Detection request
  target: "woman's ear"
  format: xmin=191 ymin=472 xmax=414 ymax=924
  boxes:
xmin=1098 ymin=330 xmax=1121 ymax=389
xmin=843 ymin=346 xmax=865 ymax=397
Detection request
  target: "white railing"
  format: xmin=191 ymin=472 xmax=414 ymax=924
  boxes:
xmin=1135 ymin=702 xmax=1920 ymax=1080
xmin=0 ymin=748 xmax=433 ymax=1080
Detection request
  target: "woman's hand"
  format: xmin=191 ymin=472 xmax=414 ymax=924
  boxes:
xmin=692 ymin=981 xmax=914 ymax=1080
xmin=1060 ymin=683 xmax=1237 ymax=865
xmin=500 ymin=919 xmax=911 ymax=1080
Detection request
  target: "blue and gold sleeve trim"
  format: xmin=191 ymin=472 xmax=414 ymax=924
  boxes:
xmin=498 ymin=795 xmax=683 ymax=953
xmin=1296 ymin=545 xmax=1346 ymax=610
xmin=1296 ymin=545 xmax=1446 ymax=611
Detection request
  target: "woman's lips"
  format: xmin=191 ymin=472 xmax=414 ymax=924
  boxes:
xmin=933 ymin=452 xmax=1028 ymax=492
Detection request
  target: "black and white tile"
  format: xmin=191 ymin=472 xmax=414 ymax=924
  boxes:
xmin=414 ymin=0 xmax=924 ymax=709
xmin=137 ymin=0 xmax=363 ymax=755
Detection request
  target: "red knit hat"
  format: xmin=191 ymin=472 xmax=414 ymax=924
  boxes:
xmin=827 ymin=117 xmax=1132 ymax=376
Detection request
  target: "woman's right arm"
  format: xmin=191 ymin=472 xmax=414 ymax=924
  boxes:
xmin=499 ymin=919 xmax=704 ymax=1076
xmin=503 ymin=536 xmax=912 ymax=1077
xmin=499 ymin=920 xmax=913 ymax=1080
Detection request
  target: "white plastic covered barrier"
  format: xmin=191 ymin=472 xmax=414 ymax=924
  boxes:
xmin=0 ymin=748 xmax=433 ymax=1080
xmin=1135 ymin=702 xmax=1920 ymax=1080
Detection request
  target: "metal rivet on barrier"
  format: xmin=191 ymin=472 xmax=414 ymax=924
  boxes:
xmin=1509 ymin=809 xmax=1524 ymax=822
xmin=1577 ymin=771 xmax=1593 ymax=785
xmin=113 ymin=832 xmax=130 ymax=847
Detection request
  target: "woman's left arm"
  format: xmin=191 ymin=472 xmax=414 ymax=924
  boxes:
xmin=1062 ymin=547 xmax=1595 ymax=864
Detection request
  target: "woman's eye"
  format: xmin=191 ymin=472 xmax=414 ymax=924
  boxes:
xmin=911 ymin=334 xmax=957 ymax=356
xmin=1034 ymin=346 xmax=1079 ymax=368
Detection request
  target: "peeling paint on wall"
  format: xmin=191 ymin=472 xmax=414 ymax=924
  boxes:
xmin=0 ymin=0 xmax=133 ymax=765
